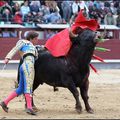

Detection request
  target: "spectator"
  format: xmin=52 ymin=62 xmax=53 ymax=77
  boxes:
xmin=33 ymin=11 xmax=44 ymax=24
xmin=104 ymin=1 xmax=111 ymax=8
xmin=7 ymin=0 xmax=15 ymax=7
xmin=116 ymin=12 xmax=120 ymax=27
xmin=0 ymin=2 xmax=12 ymax=15
xmin=44 ymin=8 xmax=62 ymax=24
xmin=0 ymin=13 xmax=2 ymax=22
xmin=45 ymin=29 xmax=56 ymax=39
xmin=114 ymin=1 xmax=120 ymax=8
xmin=0 ymin=0 xmax=6 ymax=7
xmin=2 ymin=28 xmax=10 ymax=37
xmin=104 ymin=11 xmax=116 ymax=25
xmin=24 ymin=11 xmax=33 ymax=23
xmin=93 ymin=1 xmax=101 ymax=10
xmin=1 ymin=8 xmax=13 ymax=23
xmin=79 ymin=1 xmax=89 ymax=11
xmin=48 ymin=0 xmax=60 ymax=13
xmin=20 ymin=0 xmax=30 ymax=21
xmin=0 ymin=29 xmax=2 ymax=37
xmin=116 ymin=2 xmax=120 ymax=16
xmin=61 ymin=1 xmax=72 ymax=23
xmin=89 ymin=5 xmax=98 ymax=19
xmin=13 ymin=11 xmax=23 ymax=24
xmin=0 ymin=0 xmax=119 ymax=25
xmin=98 ymin=8 xmax=106 ymax=24
xmin=30 ymin=1 xmax=40 ymax=14
xmin=86 ymin=0 xmax=94 ymax=8
xmin=40 ymin=0 xmax=45 ymax=5
xmin=41 ymin=3 xmax=50 ymax=17
xmin=106 ymin=31 xmax=113 ymax=39
xmin=28 ymin=11 xmax=44 ymax=24
xmin=12 ymin=2 xmax=20 ymax=15
xmin=69 ymin=12 xmax=78 ymax=25
xmin=72 ymin=1 xmax=80 ymax=15
xmin=55 ymin=0 xmax=63 ymax=18
xmin=10 ymin=30 xmax=17 ymax=37
xmin=20 ymin=0 xmax=30 ymax=6
xmin=79 ymin=0 xmax=89 ymax=18
xmin=99 ymin=1 xmax=105 ymax=10
xmin=110 ymin=2 xmax=117 ymax=15
xmin=41 ymin=3 xmax=50 ymax=23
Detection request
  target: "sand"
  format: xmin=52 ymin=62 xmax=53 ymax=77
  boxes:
xmin=0 ymin=69 xmax=120 ymax=119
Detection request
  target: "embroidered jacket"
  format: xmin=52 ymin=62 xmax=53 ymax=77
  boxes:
xmin=5 ymin=39 xmax=38 ymax=59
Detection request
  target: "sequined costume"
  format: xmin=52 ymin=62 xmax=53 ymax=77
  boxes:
xmin=5 ymin=39 xmax=38 ymax=95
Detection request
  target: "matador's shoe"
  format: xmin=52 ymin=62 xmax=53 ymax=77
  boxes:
xmin=0 ymin=101 xmax=9 ymax=113
xmin=26 ymin=108 xmax=36 ymax=115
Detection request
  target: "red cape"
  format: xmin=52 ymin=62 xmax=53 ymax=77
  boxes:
xmin=45 ymin=28 xmax=72 ymax=57
xmin=45 ymin=10 xmax=99 ymax=57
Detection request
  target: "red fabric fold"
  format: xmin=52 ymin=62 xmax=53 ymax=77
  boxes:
xmin=45 ymin=10 xmax=100 ymax=57
xmin=75 ymin=9 xmax=87 ymax=23
xmin=45 ymin=28 xmax=72 ymax=57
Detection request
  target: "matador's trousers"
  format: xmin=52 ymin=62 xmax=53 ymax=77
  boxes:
xmin=16 ymin=54 xmax=35 ymax=95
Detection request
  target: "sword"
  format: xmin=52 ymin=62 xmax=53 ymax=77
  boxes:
xmin=0 ymin=64 xmax=7 ymax=73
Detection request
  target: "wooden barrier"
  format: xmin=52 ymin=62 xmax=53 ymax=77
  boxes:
xmin=0 ymin=24 xmax=119 ymax=60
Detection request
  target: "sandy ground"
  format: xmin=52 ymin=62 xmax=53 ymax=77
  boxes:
xmin=0 ymin=69 xmax=120 ymax=119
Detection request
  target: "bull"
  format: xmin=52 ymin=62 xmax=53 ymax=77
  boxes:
xmin=32 ymin=28 xmax=99 ymax=114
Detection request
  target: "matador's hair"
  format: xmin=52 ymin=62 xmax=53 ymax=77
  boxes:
xmin=25 ymin=31 xmax=39 ymax=41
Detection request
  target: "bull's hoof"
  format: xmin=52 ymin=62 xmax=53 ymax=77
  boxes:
xmin=53 ymin=87 xmax=59 ymax=92
xmin=75 ymin=106 xmax=82 ymax=114
xmin=87 ymin=108 xmax=94 ymax=114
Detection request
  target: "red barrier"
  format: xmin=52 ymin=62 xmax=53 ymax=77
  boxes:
xmin=95 ymin=40 xmax=120 ymax=59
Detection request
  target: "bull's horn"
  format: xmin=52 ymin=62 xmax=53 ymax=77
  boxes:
xmin=103 ymin=27 xmax=106 ymax=38
xmin=69 ymin=28 xmax=78 ymax=38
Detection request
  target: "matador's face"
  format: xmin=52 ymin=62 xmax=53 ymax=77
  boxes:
xmin=31 ymin=37 xmax=39 ymax=45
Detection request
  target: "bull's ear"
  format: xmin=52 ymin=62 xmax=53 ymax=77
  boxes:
xmin=69 ymin=28 xmax=78 ymax=38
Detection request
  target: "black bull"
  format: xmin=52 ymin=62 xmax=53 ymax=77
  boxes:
xmin=32 ymin=29 xmax=97 ymax=114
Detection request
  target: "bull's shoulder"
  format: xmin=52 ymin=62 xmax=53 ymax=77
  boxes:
xmin=35 ymin=45 xmax=46 ymax=52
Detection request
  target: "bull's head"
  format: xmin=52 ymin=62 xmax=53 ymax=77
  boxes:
xmin=69 ymin=27 xmax=108 ymax=46
xmin=69 ymin=27 xmax=97 ymax=47
xmin=95 ymin=27 xmax=109 ymax=43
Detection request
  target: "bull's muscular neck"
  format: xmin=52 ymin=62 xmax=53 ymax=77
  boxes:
xmin=68 ymin=45 xmax=95 ymax=71
xmin=80 ymin=46 xmax=95 ymax=65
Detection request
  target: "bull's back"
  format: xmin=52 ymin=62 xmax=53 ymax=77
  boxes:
xmin=34 ymin=51 xmax=67 ymax=86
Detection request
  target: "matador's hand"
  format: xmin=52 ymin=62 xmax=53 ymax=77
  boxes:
xmin=4 ymin=58 xmax=9 ymax=64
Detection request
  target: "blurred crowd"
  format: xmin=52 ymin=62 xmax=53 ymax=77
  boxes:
xmin=0 ymin=0 xmax=120 ymax=27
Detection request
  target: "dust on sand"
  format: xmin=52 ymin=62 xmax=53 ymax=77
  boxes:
xmin=0 ymin=69 xmax=120 ymax=119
